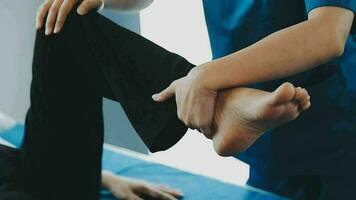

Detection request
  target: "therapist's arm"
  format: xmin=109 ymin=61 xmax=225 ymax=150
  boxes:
xmin=198 ymin=6 xmax=354 ymax=91
xmin=103 ymin=0 xmax=153 ymax=12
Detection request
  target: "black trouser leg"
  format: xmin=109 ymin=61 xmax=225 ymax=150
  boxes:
xmin=0 ymin=145 xmax=36 ymax=200
xmin=20 ymin=10 xmax=194 ymax=200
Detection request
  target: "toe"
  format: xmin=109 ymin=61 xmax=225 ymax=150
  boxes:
xmin=293 ymin=88 xmax=310 ymax=109
xmin=303 ymin=89 xmax=310 ymax=99
xmin=280 ymin=102 xmax=300 ymax=120
xmin=298 ymin=89 xmax=310 ymax=110
xmin=294 ymin=87 xmax=304 ymax=102
xmin=300 ymin=100 xmax=311 ymax=111
xmin=270 ymin=82 xmax=296 ymax=106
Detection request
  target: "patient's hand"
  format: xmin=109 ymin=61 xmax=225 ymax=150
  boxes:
xmin=102 ymin=170 xmax=183 ymax=200
xmin=36 ymin=0 xmax=103 ymax=35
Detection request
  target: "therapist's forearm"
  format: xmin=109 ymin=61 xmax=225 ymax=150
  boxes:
xmin=103 ymin=0 xmax=153 ymax=12
xmin=199 ymin=7 xmax=353 ymax=90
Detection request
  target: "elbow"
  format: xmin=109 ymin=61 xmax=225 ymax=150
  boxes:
xmin=332 ymin=38 xmax=346 ymax=57
xmin=308 ymin=7 xmax=353 ymax=60
xmin=314 ymin=29 xmax=347 ymax=64
xmin=329 ymin=31 xmax=346 ymax=58
xmin=325 ymin=25 xmax=348 ymax=59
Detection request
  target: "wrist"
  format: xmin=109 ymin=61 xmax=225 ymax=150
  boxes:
xmin=193 ymin=62 xmax=219 ymax=91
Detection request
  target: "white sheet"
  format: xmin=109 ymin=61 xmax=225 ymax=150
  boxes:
xmin=0 ymin=111 xmax=17 ymax=147
xmin=0 ymin=111 xmax=17 ymax=133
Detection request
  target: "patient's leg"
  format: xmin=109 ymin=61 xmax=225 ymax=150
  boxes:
xmin=21 ymin=10 xmax=194 ymax=200
xmin=21 ymin=8 xmax=308 ymax=200
xmin=213 ymin=83 xmax=310 ymax=156
xmin=0 ymin=145 xmax=35 ymax=200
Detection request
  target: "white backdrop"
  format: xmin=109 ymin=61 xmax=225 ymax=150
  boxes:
xmin=0 ymin=0 xmax=41 ymax=121
xmin=0 ymin=0 xmax=250 ymax=185
xmin=141 ymin=0 xmax=250 ymax=185
xmin=0 ymin=0 xmax=147 ymax=153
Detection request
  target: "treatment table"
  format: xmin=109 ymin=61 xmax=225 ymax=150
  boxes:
xmin=0 ymin=123 xmax=286 ymax=200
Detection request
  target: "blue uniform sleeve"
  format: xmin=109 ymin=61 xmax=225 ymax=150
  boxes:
xmin=305 ymin=0 xmax=356 ymax=33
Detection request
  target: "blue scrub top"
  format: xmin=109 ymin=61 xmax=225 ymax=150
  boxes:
xmin=203 ymin=0 xmax=356 ymax=176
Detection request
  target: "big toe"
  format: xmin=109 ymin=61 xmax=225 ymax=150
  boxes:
xmin=269 ymin=82 xmax=296 ymax=106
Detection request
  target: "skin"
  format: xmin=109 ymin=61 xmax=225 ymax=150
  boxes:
xmin=102 ymin=171 xmax=183 ymax=200
xmin=36 ymin=0 xmax=153 ymax=35
xmin=155 ymin=6 xmax=355 ymax=139
xmin=35 ymin=0 xmax=313 ymax=154
xmin=36 ymin=0 xmax=103 ymax=34
xmin=37 ymin=1 xmax=182 ymax=199
xmin=35 ymin=0 xmax=344 ymax=169
xmin=212 ymin=83 xmax=310 ymax=156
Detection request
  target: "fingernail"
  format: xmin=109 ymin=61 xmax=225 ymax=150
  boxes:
xmin=45 ymin=28 xmax=51 ymax=35
xmin=152 ymin=94 xmax=159 ymax=100
xmin=77 ymin=8 xmax=84 ymax=15
xmin=53 ymin=27 xmax=58 ymax=34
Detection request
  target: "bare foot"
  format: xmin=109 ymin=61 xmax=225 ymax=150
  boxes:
xmin=212 ymin=83 xmax=310 ymax=156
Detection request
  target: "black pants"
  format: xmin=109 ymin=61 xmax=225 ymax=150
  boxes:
xmin=0 ymin=145 xmax=36 ymax=200
xmin=16 ymin=10 xmax=194 ymax=200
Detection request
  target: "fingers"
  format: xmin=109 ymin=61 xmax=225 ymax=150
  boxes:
xmin=124 ymin=193 xmax=144 ymax=200
xmin=45 ymin=0 xmax=64 ymax=35
xmin=54 ymin=0 xmax=76 ymax=33
xmin=193 ymin=116 xmax=214 ymax=138
xmin=198 ymin=94 xmax=216 ymax=138
xmin=138 ymin=186 xmax=178 ymax=200
xmin=77 ymin=0 xmax=103 ymax=15
xmin=200 ymin=125 xmax=214 ymax=139
xmin=36 ymin=0 xmax=52 ymax=30
xmin=152 ymin=81 xmax=177 ymax=102
xmin=157 ymin=185 xmax=184 ymax=198
xmin=37 ymin=0 xmax=103 ymax=35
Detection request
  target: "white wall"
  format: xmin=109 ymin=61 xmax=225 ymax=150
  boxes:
xmin=0 ymin=1 xmax=147 ymax=153
xmin=100 ymin=10 xmax=148 ymax=153
xmin=0 ymin=0 xmax=41 ymax=121
xmin=140 ymin=0 xmax=250 ymax=185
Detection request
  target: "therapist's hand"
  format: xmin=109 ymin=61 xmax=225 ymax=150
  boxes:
xmin=36 ymin=0 xmax=103 ymax=35
xmin=102 ymin=171 xmax=183 ymax=200
xmin=152 ymin=66 xmax=218 ymax=138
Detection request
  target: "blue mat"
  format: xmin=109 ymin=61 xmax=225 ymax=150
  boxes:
xmin=0 ymin=125 xmax=286 ymax=200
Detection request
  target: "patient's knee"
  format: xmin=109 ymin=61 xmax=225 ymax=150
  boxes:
xmin=36 ymin=9 xmax=84 ymax=43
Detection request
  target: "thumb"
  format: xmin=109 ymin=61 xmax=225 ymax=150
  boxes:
xmin=77 ymin=0 xmax=102 ymax=15
xmin=152 ymin=81 xmax=176 ymax=102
